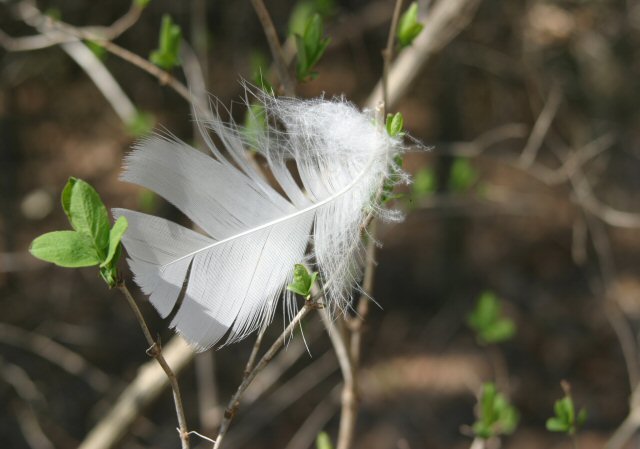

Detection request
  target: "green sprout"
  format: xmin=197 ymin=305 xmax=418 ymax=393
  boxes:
xmin=150 ymin=15 xmax=182 ymax=71
xmin=30 ymin=178 xmax=128 ymax=288
xmin=546 ymin=381 xmax=587 ymax=436
xmin=449 ymin=158 xmax=478 ymax=192
xmin=295 ymin=14 xmax=331 ymax=81
xmin=385 ymin=112 xmax=404 ymax=137
xmin=467 ymin=291 xmax=516 ymax=345
xmin=287 ymin=264 xmax=319 ymax=300
xmin=397 ymin=2 xmax=424 ymax=48
xmin=472 ymin=383 xmax=519 ymax=439
xmin=316 ymin=431 xmax=334 ymax=449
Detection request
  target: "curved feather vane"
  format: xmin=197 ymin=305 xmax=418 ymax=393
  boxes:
xmin=116 ymin=93 xmax=405 ymax=351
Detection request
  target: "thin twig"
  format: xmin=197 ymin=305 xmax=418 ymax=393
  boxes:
xmin=212 ymin=302 xmax=317 ymax=449
xmin=7 ymin=2 xmax=195 ymax=108
xmin=519 ymin=84 xmax=562 ymax=168
xmin=0 ymin=323 xmax=111 ymax=392
xmin=78 ymin=335 xmax=194 ymax=449
xmin=60 ymin=40 xmax=137 ymax=124
xmin=117 ymin=282 xmax=190 ymax=449
xmin=1 ymin=1 xmax=143 ymax=51
xmin=283 ymin=385 xmax=341 ymax=449
xmin=335 ymin=220 xmax=378 ymax=449
xmin=250 ymin=0 xmax=296 ymax=97
xmin=382 ymin=0 xmax=405 ymax=116
xmin=366 ymin=0 xmax=483 ymax=109
xmin=244 ymin=323 xmax=270 ymax=376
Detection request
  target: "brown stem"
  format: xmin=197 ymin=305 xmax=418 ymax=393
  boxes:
xmin=382 ymin=0 xmax=405 ymax=116
xmin=12 ymin=2 xmax=196 ymax=108
xmin=212 ymin=302 xmax=317 ymax=449
xmin=250 ymin=0 xmax=296 ymax=97
xmin=117 ymin=282 xmax=190 ymax=449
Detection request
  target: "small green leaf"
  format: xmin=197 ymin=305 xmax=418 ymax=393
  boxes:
xmin=102 ymin=216 xmax=128 ymax=268
xmin=61 ymin=177 xmax=77 ymax=219
xmin=137 ymin=189 xmax=158 ymax=213
xmin=295 ymin=14 xmax=330 ymax=81
xmin=287 ymin=264 xmax=318 ymax=299
xmin=472 ymin=383 xmax=519 ymax=439
xmin=44 ymin=8 xmax=62 ymax=20
xmin=150 ymin=15 xmax=182 ymax=70
xmin=100 ymin=259 xmax=119 ymax=288
xmin=315 ymin=431 xmax=334 ymax=449
xmin=577 ymin=408 xmax=588 ymax=427
xmin=126 ymin=110 xmax=155 ymax=137
xmin=385 ymin=112 xmax=404 ymax=137
xmin=449 ymin=158 xmax=478 ymax=192
xmin=134 ymin=0 xmax=151 ymax=8
xmin=289 ymin=0 xmax=335 ymax=35
xmin=546 ymin=417 xmax=569 ymax=432
xmin=412 ymin=167 xmax=436 ymax=199
xmin=85 ymin=40 xmax=107 ymax=60
xmin=481 ymin=318 xmax=516 ymax=344
xmin=30 ymin=231 xmax=101 ymax=268
xmin=63 ymin=178 xmax=111 ymax=259
xmin=397 ymin=2 xmax=424 ymax=48
xmin=467 ymin=291 xmax=516 ymax=345
xmin=547 ymin=388 xmax=587 ymax=435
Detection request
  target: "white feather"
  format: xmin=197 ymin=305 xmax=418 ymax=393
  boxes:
xmin=115 ymin=92 xmax=405 ymax=351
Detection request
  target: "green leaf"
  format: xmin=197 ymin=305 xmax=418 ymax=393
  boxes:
xmin=385 ymin=112 xmax=404 ymax=137
xmin=134 ymin=0 xmax=151 ymax=8
xmin=287 ymin=264 xmax=318 ymax=299
xmin=467 ymin=291 xmax=516 ymax=345
xmin=295 ymin=14 xmax=330 ymax=81
xmin=61 ymin=177 xmax=76 ymax=219
xmin=412 ymin=168 xmax=436 ymax=199
xmin=150 ymin=15 xmax=182 ymax=70
xmin=30 ymin=231 xmax=101 ymax=268
xmin=63 ymin=177 xmax=110 ymax=259
xmin=546 ymin=417 xmax=569 ymax=432
xmin=126 ymin=110 xmax=155 ymax=137
xmin=547 ymin=391 xmax=586 ymax=435
xmin=289 ymin=0 xmax=335 ymax=36
xmin=577 ymin=408 xmax=588 ymax=427
xmin=100 ymin=258 xmax=119 ymax=288
xmin=85 ymin=40 xmax=107 ymax=60
xmin=101 ymin=216 xmax=128 ymax=268
xmin=449 ymin=158 xmax=478 ymax=192
xmin=397 ymin=2 xmax=424 ymax=48
xmin=315 ymin=431 xmax=334 ymax=449
xmin=137 ymin=189 xmax=158 ymax=213
xmin=473 ymin=383 xmax=519 ymax=439
xmin=481 ymin=318 xmax=516 ymax=344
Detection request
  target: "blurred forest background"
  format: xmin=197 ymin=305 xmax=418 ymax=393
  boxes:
xmin=1 ymin=0 xmax=640 ymax=448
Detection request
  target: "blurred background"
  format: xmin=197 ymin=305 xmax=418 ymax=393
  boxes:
xmin=1 ymin=0 xmax=640 ymax=448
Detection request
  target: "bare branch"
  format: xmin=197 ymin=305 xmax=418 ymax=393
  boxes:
xmin=0 ymin=323 xmax=111 ymax=392
xmin=212 ymin=302 xmax=318 ymax=449
xmin=366 ymin=0 xmax=483 ymax=109
xmin=382 ymin=0 xmax=405 ymax=115
xmin=250 ymin=0 xmax=296 ymax=96
xmin=117 ymin=282 xmax=190 ymax=449
xmin=519 ymin=84 xmax=562 ymax=168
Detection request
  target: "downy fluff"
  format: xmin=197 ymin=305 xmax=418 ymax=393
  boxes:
xmin=115 ymin=92 xmax=406 ymax=351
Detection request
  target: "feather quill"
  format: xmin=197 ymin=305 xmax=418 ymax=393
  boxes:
xmin=115 ymin=92 xmax=406 ymax=351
